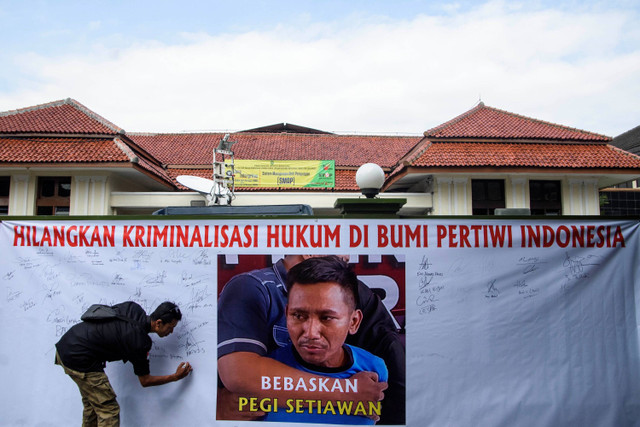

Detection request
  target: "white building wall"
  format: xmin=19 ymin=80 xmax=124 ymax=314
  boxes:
xmin=0 ymin=171 xmax=611 ymax=217
xmin=508 ymin=177 xmax=528 ymax=209
xmin=71 ymin=176 xmax=112 ymax=215
xmin=434 ymin=177 xmax=470 ymax=215
xmin=565 ymin=178 xmax=600 ymax=215
xmin=8 ymin=174 xmax=32 ymax=216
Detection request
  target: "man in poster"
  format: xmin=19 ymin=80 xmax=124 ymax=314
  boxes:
xmin=263 ymin=256 xmax=388 ymax=424
xmin=217 ymin=255 xmax=405 ymax=424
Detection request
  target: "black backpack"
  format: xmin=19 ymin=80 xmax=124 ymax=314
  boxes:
xmin=81 ymin=304 xmax=119 ymax=321
xmin=81 ymin=304 xmax=142 ymax=330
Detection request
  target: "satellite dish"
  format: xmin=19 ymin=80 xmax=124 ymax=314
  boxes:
xmin=177 ymin=175 xmax=215 ymax=194
xmin=176 ymin=175 xmax=232 ymax=206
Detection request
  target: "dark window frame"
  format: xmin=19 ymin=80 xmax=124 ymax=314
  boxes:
xmin=36 ymin=177 xmax=71 ymax=216
xmin=0 ymin=176 xmax=9 ymax=215
xmin=529 ymin=180 xmax=562 ymax=216
xmin=472 ymin=179 xmax=505 ymax=215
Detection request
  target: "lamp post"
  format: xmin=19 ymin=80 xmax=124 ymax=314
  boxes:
xmin=334 ymin=163 xmax=406 ymax=216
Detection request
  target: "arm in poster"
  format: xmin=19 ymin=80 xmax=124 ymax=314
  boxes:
xmin=219 ymin=351 xmax=386 ymax=402
xmin=350 ymin=281 xmax=406 ymax=425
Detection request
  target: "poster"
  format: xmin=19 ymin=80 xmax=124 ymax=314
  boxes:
xmin=0 ymin=218 xmax=639 ymax=426
xmin=234 ymin=160 xmax=335 ymax=188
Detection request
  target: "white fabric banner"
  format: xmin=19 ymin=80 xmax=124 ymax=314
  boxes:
xmin=0 ymin=218 xmax=638 ymax=426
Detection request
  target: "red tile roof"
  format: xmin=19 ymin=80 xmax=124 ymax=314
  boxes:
xmin=0 ymin=136 xmax=173 ymax=184
xmin=0 ymin=137 xmax=130 ymax=162
xmin=129 ymin=132 xmax=421 ymax=168
xmin=425 ymin=103 xmax=610 ymax=142
xmin=4 ymin=98 xmax=636 ymax=195
xmin=409 ymin=142 xmax=640 ymax=169
xmin=0 ymin=99 xmax=124 ymax=135
xmin=168 ymin=168 xmax=360 ymax=191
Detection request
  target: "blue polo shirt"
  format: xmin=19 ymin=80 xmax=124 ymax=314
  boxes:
xmin=265 ymin=343 xmax=388 ymax=425
xmin=217 ymin=259 xmax=290 ymax=357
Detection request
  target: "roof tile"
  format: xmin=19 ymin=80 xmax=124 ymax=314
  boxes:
xmin=0 ymin=99 xmax=123 ymax=135
xmin=130 ymin=132 xmax=421 ymax=168
xmin=425 ymin=103 xmax=610 ymax=142
xmin=0 ymin=137 xmax=130 ymax=162
xmin=0 ymin=136 xmax=173 ymax=185
xmin=410 ymin=142 xmax=640 ymax=169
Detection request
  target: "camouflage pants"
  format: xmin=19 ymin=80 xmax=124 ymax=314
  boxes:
xmin=56 ymin=352 xmax=120 ymax=427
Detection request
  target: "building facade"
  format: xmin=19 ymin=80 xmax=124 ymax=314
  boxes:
xmin=1 ymin=99 xmax=640 ymax=217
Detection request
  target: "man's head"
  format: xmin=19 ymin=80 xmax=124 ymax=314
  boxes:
xmin=285 ymin=256 xmax=362 ymax=368
xmin=150 ymin=301 xmax=182 ymax=337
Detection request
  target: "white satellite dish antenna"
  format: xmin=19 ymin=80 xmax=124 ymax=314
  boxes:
xmin=177 ymin=175 xmax=215 ymax=194
xmin=176 ymin=175 xmax=232 ymax=206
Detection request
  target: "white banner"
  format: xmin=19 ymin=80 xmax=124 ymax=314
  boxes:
xmin=0 ymin=218 xmax=638 ymax=426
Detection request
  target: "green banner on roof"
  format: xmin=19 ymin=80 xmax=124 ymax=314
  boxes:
xmin=234 ymin=160 xmax=335 ymax=188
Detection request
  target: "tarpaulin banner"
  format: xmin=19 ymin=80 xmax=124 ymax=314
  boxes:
xmin=234 ymin=160 xmax=335 ymax=188
xmin=0 ymin=218 xmax=638 ymax=426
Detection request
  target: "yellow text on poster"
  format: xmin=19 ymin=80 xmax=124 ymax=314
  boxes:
xmin=234 ymin=160 xmax=335 ymax=188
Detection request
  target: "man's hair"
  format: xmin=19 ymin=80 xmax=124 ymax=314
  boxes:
xmin=286 ymin=256 xmax=359 ymax=310
xmin=150 ymin=301 xmax=182 ymax=323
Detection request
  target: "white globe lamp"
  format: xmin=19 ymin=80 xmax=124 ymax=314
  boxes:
xmin=356 ymin=163 xmax=385 ymax=198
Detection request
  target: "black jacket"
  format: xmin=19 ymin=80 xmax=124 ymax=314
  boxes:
xmin=56 ymin=301 xmax=152 ymax=376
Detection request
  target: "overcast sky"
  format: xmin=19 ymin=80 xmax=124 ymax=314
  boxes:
xmin=0 ymin=0 xmax=638 ymax=137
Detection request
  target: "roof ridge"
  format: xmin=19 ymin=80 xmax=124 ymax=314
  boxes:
xmin=65 ymin=99 xmax=125 ymax=134
xmin=0 ymin=98 xmax=68 ymax=117
xmin=608 ymin=143 xmax=640 ymax=161
xmin=425 ymin=102 xmax=611 ymax=141
xmin=0 ymin=98 xmax=125 ymax=134
xmin=404 ymin=140 xmax=433 ymax=164
xmin=128 ymin=131 xmax=227 ymax=136
xmin=424 ymin=102 xmax=485 ymax=136
xmin=113 ymin=137 xmax=139 ymax=163
xmin=128 ymin=130 xmax=422 ymax=138
xmin=481 ymin=104 xmax=611 ymax=140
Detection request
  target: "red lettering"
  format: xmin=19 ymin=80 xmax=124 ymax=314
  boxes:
xmin=612 ymin=226 xmax=625 ymax=247
xmin=190 ymin=226 xmax=203 ymax=247
xmin=89 ymin=227 xmax=102 ymax=246
xmin=448 ymin=225 xmax=457 ymax=248
xmin=40 ymin=227 xmax=52 ymax=246
xmin=103 ymin=226 xmax=115 ymax=247
xmin=220 ymin=225 xmax=229 ymax=247
xmin=123 ymin=226 xmax=134 ymax=246
xmin=324 ymin=225 xmax=340 ymax=247
xmin=437 ymin=225 xmax=447 ymax=247
xmin=296 ymin=225 xmax=309 ymax=247
xmin=66 ymin=226 xmax=78 ymax=247
xmin=267 ymin=225 xmax=278 ymax=247
xmin=243 ymin=226 xmax=254 ymax=248
xmin=228 ymin=226 xmax=243 ymax=247
xmin=135 ymin=226 xmax=146 ymax=247
xmin=377 ymin=225 xmax=389 ymax=247
xmin=53 ymin=226 xmax=64 ymax=246
xmin=458 ymin=225 xmax=470 ymax=248
xmin=13 ymin=225 xmax=25 ymax=246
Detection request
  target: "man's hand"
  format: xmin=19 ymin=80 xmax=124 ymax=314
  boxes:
xmin=138 ymin=362 xmax=193 ymax=387
xmin=351 ymin=371 xmax=387 ymax=403
xmin=217 ymin=387 xmax=264 ymax=421
xmin=350 ymin=371 xmax=387 ymax=422
xmin=174 ymin=362 xmax=193 ymax=380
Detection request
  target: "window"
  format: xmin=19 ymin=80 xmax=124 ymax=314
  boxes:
xmin=36 ymin=177 xmax=71 ymax=215
xmin=600 ymin=190 xmax=640 ymax=216
xmin=0 ymin=177 xmax=9 ymax=215
xmin=529 ymin=180 xmax=562 ymax=215
xmin=472 ymin=179 xmax=505 ymax=215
